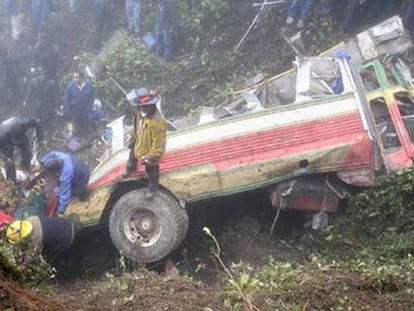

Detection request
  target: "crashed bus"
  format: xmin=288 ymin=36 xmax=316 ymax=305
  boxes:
xmin=66 ymin=16 xmax=414 ymax=263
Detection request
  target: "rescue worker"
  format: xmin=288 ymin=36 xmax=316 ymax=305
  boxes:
xmin=63 ymin=71 xmax=96 ymax=140
xmin=0 ymin=117 xmax=43 ymax=182
xmin=6 ymin=216 xmax=76 ymax=257
xmin=23 ymin=67 xmax=58 ymax=133
xmin=123 ymin=88 xmax=168 ymax=199
xmin=40 ymin=151 xmax=90 ymax=216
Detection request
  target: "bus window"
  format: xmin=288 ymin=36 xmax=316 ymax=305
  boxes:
xmin=395 ymin=92 xmax=414 ymax=142
xmin=361 ymin=66 xmax=380 ymax=92
xmin=370 ymin=97 xmax=401 ymax=149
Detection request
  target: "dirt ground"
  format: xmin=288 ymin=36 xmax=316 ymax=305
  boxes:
xmin=0 ymin=272 xmax=219 ymax=311
xmin=52 ymin=270 xmax=220 ymax=311
xmin=1 ymin=189 xmax=414 ymax=310
xmin=0 ymin=191 xmax=314 ymax=311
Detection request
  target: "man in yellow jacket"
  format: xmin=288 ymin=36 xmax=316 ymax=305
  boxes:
xmin=124 ymin=88 xmax=168 ymax=199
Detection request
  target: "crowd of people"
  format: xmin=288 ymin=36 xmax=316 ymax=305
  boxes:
xmin=0 ymin=0 xmax=174 ymax=260
xmin=1 ymin=0 xmax=177 ymax=56
xmin=0 ymin=0 xmax=177 ymax=139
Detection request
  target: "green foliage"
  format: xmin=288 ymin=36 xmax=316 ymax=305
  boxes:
xmin=97 ymin=37 xmax=249 ymax=117
xmin=0 ymin=180 xmax=19 ymax=208
xmin=349 ymin=256 xmax=414 ymax=292
xmin=0 ymin=184 xmax=54 ymax=284
xmin=0 ymin=234 xmax=54 ymax=284
xmin=177 ymin=0 xmax=232 ymax=51
xmin=223 ymin=263 xmax=260 ymax=310
xmin=212 ymin=167 xmax=414 ymax=309
xmin=219 ymin=256 xmax=414 ymax=310
xmin=320 ymin=169 xmax=414 ymax=255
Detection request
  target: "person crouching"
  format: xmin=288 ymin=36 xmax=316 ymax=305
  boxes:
xmin=40 ymin=151 xmax=90 ymax=216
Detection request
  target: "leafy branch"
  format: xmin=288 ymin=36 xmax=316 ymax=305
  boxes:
xmin=203 ymin=227 xmax=261 ymax=311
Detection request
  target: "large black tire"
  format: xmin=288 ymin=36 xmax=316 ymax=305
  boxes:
xmin=109 ymin=189 xmax=189 ymax=263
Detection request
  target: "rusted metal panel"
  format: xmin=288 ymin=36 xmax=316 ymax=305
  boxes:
xmin=269 ymin=177 xmax=341 ymax=213
xmin=65 ymin=186 xmax=112 ymax=226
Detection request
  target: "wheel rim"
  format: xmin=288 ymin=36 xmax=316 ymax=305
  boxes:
xmin=123 ymin=209 xmax=161 ymax=247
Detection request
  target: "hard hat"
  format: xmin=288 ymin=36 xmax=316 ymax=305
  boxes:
xmin=126 ymin=88 xmax=160 ymax=107
xmin=7 ymin=220 xmax=33 ymax=244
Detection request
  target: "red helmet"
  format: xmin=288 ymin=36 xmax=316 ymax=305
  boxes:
xmin=127 ymin=88 xmax=160 ymax=107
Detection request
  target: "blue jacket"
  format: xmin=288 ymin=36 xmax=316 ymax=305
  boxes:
xmin=41 ymin=151 xmax=90 ymax=214
xmin=64 ymin=81 xmax=95 ymax=119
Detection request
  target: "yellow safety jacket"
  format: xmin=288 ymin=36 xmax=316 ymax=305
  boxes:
xmin=131 ymin=109 xmax=168 ymax=162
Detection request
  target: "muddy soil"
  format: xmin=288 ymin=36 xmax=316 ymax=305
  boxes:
xmin=0 ymin=279 xmax=77 ymax=311
xmin=49 ymin=270 xmax=221 ymax=311
xmin=0 ymin=189 xmax=316 ymax=311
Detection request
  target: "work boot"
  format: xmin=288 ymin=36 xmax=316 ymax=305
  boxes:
xmin=145 ymin=164 xmax=159 ymax=200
